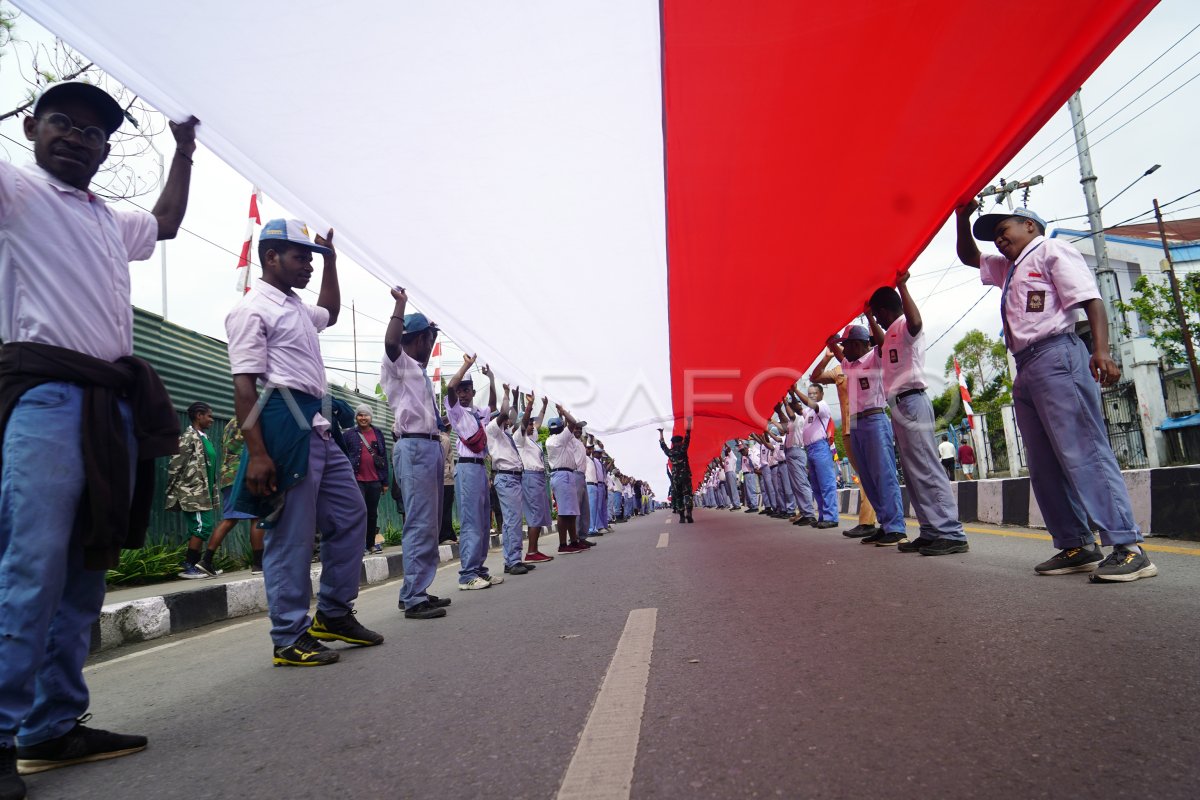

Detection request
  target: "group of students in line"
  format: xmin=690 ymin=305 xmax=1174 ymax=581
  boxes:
xmin=674 ymin=203 xmax=1160 ymax=586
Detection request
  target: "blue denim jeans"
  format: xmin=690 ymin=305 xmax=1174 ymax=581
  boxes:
xmin=0 ymin=383 xmax=132 ymax=747
xmin=396 ymin=437 xmax=443 ymax=609
xmin=455 ymin=463 xmax=491 ymax=582
xmin=849 ymin=413 xmax=906 ymax=534
xmin=494 ymin=472 xmax=524 ymax=567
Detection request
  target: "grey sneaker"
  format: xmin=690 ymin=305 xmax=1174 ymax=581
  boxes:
xmin=1090 ymin=546 xmax=1158 ymax=583
xmin=177 ymin=564 xmax=209 ymax=580
xmin=1034 ymin=545 xmax=1103 ymax=575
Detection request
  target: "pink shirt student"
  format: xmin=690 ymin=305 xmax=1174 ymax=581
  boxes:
xmin=879 ymin=316 xmax=928 ymax=398
xmin=978 ymin=235 xmax=1101 ymax=354
xmin=446 ymin=401 xmax=487 ymax=459
xmin=840 ymin=352 xmax=886 ymax=416
xmin=380 ymin=348 xmax=439 ymax=436
xmin=0 ymin=162 xmax=158 ymax=362
xmin=802 ymin=400 xmax=834 ymax=447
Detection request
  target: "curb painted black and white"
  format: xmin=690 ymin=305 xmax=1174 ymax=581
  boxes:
xmin=837 ymin=466 xmax=1200 ymax=539
xmin=92 ymin=538 xmax=489 ymax=654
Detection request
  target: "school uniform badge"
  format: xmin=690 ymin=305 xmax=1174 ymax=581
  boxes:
xmin=888 ymin=349 xmax=899 ymax=363
xmin=1027 ymin=290 xmax=1046 ymax=312
xmin=859 ymin=377 xmax=869 ymax=390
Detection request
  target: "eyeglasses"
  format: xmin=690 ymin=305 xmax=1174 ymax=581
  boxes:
xmin=37 ymin=112 xmax=108 ymax=150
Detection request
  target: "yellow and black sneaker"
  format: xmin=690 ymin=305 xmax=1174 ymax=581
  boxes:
xmin=308 ymin=610 xmax=384 ymax=647
xmin=272 ymin=633 xmax=340 ymax=667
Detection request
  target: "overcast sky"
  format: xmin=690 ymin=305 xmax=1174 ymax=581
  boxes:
xmin=1 ymin=0 xmax=1197 ymax=444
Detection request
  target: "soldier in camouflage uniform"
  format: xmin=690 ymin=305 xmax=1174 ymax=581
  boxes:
xmin=165 ymin=402 xmax=220 ymax=579
xmin=659 ymin=417 xmax=694 ymax=523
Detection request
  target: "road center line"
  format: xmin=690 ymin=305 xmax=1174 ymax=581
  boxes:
xmin=656 ymin=533 xmax=669 ymax=549
xmin=557 ymin=607 xmax=658 ymax=800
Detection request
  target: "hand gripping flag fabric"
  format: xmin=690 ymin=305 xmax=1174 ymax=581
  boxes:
xmin=12 ymin=0 xmax=1157 ymax=492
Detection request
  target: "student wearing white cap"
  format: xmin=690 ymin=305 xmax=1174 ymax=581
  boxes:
xmin=382 ymin=289 xmax=451 ymax=619
xmin=954 ymin=202 xmax=1155 ymax=581
xmin=826 ymin=325 xmax=907 ymax=546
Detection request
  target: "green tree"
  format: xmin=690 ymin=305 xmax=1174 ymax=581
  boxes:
xmin=944 ymin=329 xmax=1010 ymax=412
xmin=1115 ymin=273 xmax=1200 ymax=367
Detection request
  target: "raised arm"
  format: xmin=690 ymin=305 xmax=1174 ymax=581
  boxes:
xmin=955 ymin=200 xmax=981 ymax=269
xmin=151 ymin=117 xmax=198 ymax=240
xmin=825 ymin=334 xmax=846 ymax=363
xmin=447 ymin=353 xmax=477 ymax=407
xmin=557 ymin=403 xmax=578 ymax=429
xmin=384 ymin=286 xmax=407 ymax=363
xmin=480 ymin=364 xmax=498 ymax=412
xmin=497 ymin=381 xmax=511 ymax=420
xmin=864 ymin=302 xmax=886 ymax=347
xmin=519 ymin=392 xmax=535 ymax=431
xmin=810 ymin=351 xmax=836 ymax=385
xmin=896 ymin=271 xmax=922 ymax=336
xmin=313 ymin=229 xmax=340 ymax=326
xmin=535 ymin=396 xmax=548 ymax=429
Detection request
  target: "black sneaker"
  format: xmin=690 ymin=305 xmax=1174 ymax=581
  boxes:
xmin=859 ymin=530 xmax=885 ymax=544
xmin=1034 ymin=545 xmax=1103 ymax=575
xmin=1 ymin=745 xmax=25 ymax=800
xmin=403 ymin=600 xmax=448 ymax=620
xmin=1090 ymin=546 xmax=1158 ymax=583
xmin=686 ymin=516 xmax=694 ymax=523
xmin=873 ymin=531 xmax=908 ymax=546
xmin=743 ymin=508 xmax=758 ymax=513
xmin=897 ymin=537 xmax=935 ymax=553
xmin=426 ymin=594 xmax=452 ymax=608
xmin=792 ymin=516 xmax=817 ymax=526
xmin=919 ymin=538 xmax=970 ymax=556
xmin=814 ymin=520 xmax=838 ymax=529
xmin=273 ymin=633 xmax=339 ymax=666
xmin=16 ymin=715 xmax=146 ymax=775
xmin=843 ymin=525 xmax=877 ymax=539
xmin=308 ymin=610 xmax=384 ymax=646
xmin=504 ymin=562 xmax=530 ymax=575
xmin=577 ymin=539 xmax=596 ymax=548
xmin=196 ymin=556 xmax=220 ymax=577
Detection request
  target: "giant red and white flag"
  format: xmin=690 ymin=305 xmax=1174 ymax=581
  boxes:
xmin=13 ymin=0 xmax=1155 ymax=488
xmin=233 ymin=185 xmax=261 ymax=295
xmin=954 ymin=358 xmax=976 ymax=430
xmin=430 ymin=342 xmax=443 ymax=384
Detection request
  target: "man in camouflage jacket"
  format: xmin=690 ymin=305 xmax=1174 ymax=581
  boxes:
xmin=165 ymin=402 xmax=220 ymax=578
xmin=658 ymin=417 xmax=694 ymax=523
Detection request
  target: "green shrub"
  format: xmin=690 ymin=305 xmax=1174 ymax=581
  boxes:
xmin=382 ymin=524 xmax=403 ymax=546
xmin=106 ymin=544 xmax=242 ymax=587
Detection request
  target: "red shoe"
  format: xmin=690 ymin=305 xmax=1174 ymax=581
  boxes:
xmin=557 ymin=544 xmax=585 ymax=555
xmin=525 ymin=551 xmax=554 ymax=563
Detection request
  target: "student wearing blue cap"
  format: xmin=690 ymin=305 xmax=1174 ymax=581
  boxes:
xmin=446 ymin=357 xmax=505 ymax=589
xmin=226 ymin=221 xmax=383 ymax=666
xmin=954 ymin=201 xmax=1156 ymax=581
xmin=0 ymin=82 xmax=199 ymax=788
xmin=866 ymin=272 xmax=968 ymax=555
xmin=382 ymin=288 xmax=451 ymax=618
xmin=826 ymin=324 xmax=908 ymax=546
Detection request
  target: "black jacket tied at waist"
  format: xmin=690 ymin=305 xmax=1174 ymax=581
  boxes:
xmin=0 ymin=342 xmax=179 ymax=570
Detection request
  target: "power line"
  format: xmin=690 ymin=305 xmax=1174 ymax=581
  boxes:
xmin=1005 ymin=25 xmax=1200 ymax=180
xmin=928 ymin=288 xmax=995 ymax=349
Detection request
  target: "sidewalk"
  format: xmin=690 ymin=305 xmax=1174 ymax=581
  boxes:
xmin=93 ymin=537 xmax=476 ymax=654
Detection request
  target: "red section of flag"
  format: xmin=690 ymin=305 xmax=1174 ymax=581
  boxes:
xmin=248 ymin=190 xmax=260 ymax=224
xmin=236 ymin=239 xmax=251 ymax=269
xmin=660 ymin=0 xmax=1155 ymax=464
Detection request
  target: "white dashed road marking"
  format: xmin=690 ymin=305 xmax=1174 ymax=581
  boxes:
xmin=656 ymin=533 xmax=669 ymax=549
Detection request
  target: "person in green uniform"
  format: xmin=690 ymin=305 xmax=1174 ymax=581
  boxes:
xmin=659 ymin=416 xmax=694 ymax=523
xmin=207 ymin=420 xmax=264 ymax=574
xmin=166 ymin=402 xmax=220 ymax=579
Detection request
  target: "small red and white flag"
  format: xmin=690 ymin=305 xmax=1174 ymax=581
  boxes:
xmin=234 ymin=186 xmax=263 ymax=294
xmin=954 ymin=357 xmax=975 ymax=428
xmin=431 ymin=341 xmax=443 ymax=383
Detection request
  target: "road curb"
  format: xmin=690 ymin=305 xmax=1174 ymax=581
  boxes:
xmin=836 ymin=465 xmax=1199 ymax=539
xmin=92 ymin=536 xmax=501 ymax=654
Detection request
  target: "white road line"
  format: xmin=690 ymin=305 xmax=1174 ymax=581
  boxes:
xmin=557 ymin=607 xmax=658 ymax=800
xmin=656 ymin=533 xmax=669 ymax=549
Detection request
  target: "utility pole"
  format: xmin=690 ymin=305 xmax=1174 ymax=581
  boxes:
xmin=352 ymin=300 xmax=359 ymax=393
xmin=1068 ymin=89 xmax=1125 ymax=361
xmin=1152 ymin=199 xmax=1200 ymax=408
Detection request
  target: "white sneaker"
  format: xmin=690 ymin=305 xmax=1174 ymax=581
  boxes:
xmin=458 ymin=577 xmax=492 ymax=590
xmin=485 ymin=573 xmax=504 ymax=585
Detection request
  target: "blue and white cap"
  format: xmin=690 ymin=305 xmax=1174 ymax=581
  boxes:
xmin=972 ymin=208 xmax=1047 ymax=241
xmin=259 ymin=218 xmax=331 ymax=255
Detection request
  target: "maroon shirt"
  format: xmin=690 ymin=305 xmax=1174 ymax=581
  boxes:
xmin=957 ymin=443 xmax=976 ymax=465
xmin=355 ymin=427 xmax=381 ymax=483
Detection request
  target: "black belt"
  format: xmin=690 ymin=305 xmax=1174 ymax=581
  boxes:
xmin=495 ymin=469 xmax=523 ymax=476
xmin=459 ymin=457 xmax=486 ymax=465
xmin=892 ymin=388 xmax=926 ymax=401
xmin=855 ymin=408 xmax=885 ymax=420
xmin=400 ymin=432 xmax=439 ymax=440
xmin=551 ymin=467 xmax=574 ymax=473
xmin=587 ymin=481 xmax=599 ymax=486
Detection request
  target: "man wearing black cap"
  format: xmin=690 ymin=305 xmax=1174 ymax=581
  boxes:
xmin=658 ymin=418 xmax=694 ymax=523
xmin=0 ymin=81 xmax=198 ymax=792
xmin=954 ymin=201 xmax=1156 ymax=582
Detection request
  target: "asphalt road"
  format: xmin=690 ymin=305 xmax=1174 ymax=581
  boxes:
xmin=30 ymin=510 xmax=1200 ymax=799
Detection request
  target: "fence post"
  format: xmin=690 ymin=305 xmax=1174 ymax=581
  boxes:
xmin=1000 ymin=404 xmax=1021 ymax=477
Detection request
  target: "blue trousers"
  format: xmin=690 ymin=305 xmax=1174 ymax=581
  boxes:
xmin=494 ymin=472 xmax=524 ymax=567
xmin=849 ymin=413 xmax=906 ymax=534
xmin=890 ymin=393 xmax=965 ymax=540
xmin=522 ymin=470 xmax=551 ymax=528
xmin=623 ymin=494 xmax=635 ymax=517
xmin=1013 ymin=333 xmax=1141 ymax=548
xmin=0 ymin=384 xmax=130 ymax=747
xmin=598 ymin=485 xmax=609 ymax=528
xmin=725 ymin=470 xmax=741 ymax=508
xmin=587 ymin=485 xmax=602 ymax=532
xmin=396 ymin=437 xmax=443 ymax=609
xmin=576 ymin=472 xmax=591 ymax=536
xmin=264 ymin=431 xmax=365 ymax=647
xmin=805 ymin=441 xmax=839 ymax=523
xmin=455 ymin=462 xmax=492 ymax=582
xmin=774 ymin=462 xmax=795 ymax=513
xmin=784 ymin=446 xmax=816 ymax=517
xmin=744 ymin=472 xmax=761 ymax=509
xmin=761 ymin=465 xmax=776 ymax=509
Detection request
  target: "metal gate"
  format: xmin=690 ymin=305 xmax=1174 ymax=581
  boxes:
xmin=1100 ymin=381 xmax=1149 ymax=469
xmin=980 ymin=412 xmax=1009 ymax=476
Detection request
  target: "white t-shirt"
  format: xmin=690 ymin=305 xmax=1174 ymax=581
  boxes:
xmin=840 ymin=353 xmax=885 ymax=415
xmin=938 ymin=440 xmax=956 ymax=460
xmin=802 ymin=401 xmax=833 ymax=447
xmin=879 ymin=316 xmax=927 ymax=397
